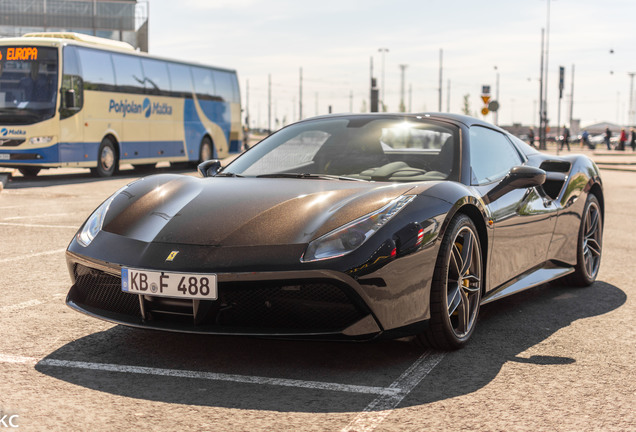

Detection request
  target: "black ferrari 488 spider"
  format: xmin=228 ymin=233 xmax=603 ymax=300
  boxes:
xmin=66 ymin=113 xmax=603 ymax=349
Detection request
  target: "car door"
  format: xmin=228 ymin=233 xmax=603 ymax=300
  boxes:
xmin=468 ymin=126 xmax=558 ymax=292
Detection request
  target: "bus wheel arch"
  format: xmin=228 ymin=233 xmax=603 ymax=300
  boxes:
xmin=92 ymin=135 xmax=120 ymax=177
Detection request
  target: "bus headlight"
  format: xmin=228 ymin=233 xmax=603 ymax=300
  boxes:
xmin=29 ymin=136 xmax=54 ymax=145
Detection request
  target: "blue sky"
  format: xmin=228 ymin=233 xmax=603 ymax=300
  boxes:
xmin=148 ymin=0 xmax=636 ymax=129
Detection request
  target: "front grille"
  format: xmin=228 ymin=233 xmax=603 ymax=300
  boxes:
xmin=211 ymin=281 xmax=365 ymax=330
xmin=71 ymin=265 xmax=367 ymax=333
xmin=72 ymin=264 xmax=141 ymax=317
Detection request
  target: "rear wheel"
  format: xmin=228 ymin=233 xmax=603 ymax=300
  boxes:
xmin=563 ymin=194 xmax=603 ymax=286
xmin=419 ymin=214 xmax=482 ymax=350
xmin=199 ymin=136 xmax=214 ymax=163
xmin=91 ymin=137 xmax=118 ymax=177
xmin=18 ymin=167 xmax=41 ymax=177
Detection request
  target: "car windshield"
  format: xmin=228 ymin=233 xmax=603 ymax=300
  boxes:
xmin=0 ymin=46 xmax=58 ymax=125
xmin=226 ymin=116 xmax=458 ymax=182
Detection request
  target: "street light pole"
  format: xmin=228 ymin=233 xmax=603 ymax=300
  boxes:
xmin=378 ymin=48 xmax=389 ymax=111
xmin=399 ymin=64 xmax=408 ymax=112
xmin=438 ymin=49 xmax=443 ymax=112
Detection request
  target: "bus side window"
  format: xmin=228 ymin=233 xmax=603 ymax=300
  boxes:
xmin=60 ymin=45 xmax=83 ymax=119
xmin=112 ymin=53 xmax=144 ymax=94
xmin=76 ymin=47 xmax=116 ymax=91
xmin=141 ymin=58 xmax=170 ymax=95
xmin=212 ymin=70 xmax=236 ymax=103
xmin=167 ymin=63 xmax=193 ymax=98
xmin=191 ymin=66 xmax=216 ymax=101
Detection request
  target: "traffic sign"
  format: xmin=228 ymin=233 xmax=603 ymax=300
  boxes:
xmin=481 ymin=107 xmax=489 ymax=116
xmin=481 ymin=95 xmax=491 ymax=105
xmin=488 ymin=100 xmax=499 ymax=112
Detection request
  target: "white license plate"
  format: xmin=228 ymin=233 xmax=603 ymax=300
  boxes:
xmin=0 ymin=154 xmax=9 ymax=160
xmin=121 ymin=268 xmax=217 ymax=300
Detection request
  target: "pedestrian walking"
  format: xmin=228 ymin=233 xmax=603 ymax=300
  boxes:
xmin=528 ymin=128 xmax=536 ymax=148
xmin=605 ymin=127 xmax=612 ymax=150
xmin=581 ymin=129 xmax=592 ymax=149
xmin=630 ymin=127 xmax=636 ymax=151
xmin=560 ymin=125 xmax=571 ymax=151
xmin=618 ymin=128 xmax=627 ymax=151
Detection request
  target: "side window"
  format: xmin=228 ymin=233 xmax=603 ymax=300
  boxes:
xmin=191 ymin=66 xmax=216 ymax=100
xmin=212 ymin=70 xmax=236 ymax=102
xmin=112 ymin=53 xmax=144 ymax=93
xmin=167 ymin=63 xmax=193 ymax=96
xmin=469 ymin=126 xmax=522 ymax=185
xmin=141 ymin=58 xmax=170 ymax=94
xmin=76 ymin=48 xmax=115 ymax=91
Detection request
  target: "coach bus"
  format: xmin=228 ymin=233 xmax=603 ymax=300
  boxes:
xmin=0 ymin=32 xmax=242 ymax=177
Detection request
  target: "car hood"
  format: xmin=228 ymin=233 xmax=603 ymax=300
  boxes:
xmin=102 ymin=174 xmax=419 ymax=246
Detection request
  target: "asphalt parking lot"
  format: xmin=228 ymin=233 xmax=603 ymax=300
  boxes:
xmin=0 ymin=163 xmax=634 ymax=431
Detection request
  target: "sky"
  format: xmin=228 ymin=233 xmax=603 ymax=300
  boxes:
xmin=147 ymin=0 xmax=636 ymax=130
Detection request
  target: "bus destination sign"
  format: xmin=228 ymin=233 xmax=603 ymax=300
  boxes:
xmin=0 ymin=47 xmax=39 ymax=61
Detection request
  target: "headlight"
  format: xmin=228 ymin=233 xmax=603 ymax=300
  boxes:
xmin=29 ymin=136 xmax=54 ymax=145
xmin=301 ymin=195 xmax=415 ymax=262
xmin=77 ymin=185 xmax=128 ymax=247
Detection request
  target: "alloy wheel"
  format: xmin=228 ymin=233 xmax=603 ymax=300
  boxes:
xmin=582 ymin=200 xmax=602 ymax=279
xmin=446 ymin=226 xmax=482 ymax=338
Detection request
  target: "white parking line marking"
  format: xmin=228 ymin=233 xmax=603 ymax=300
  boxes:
xmin=0 ymin=353 xmax=402 ymax=396
xmin=0 ymin=299 xmax=43 ymax=313
xmin=0 ymin=293 xmax=67 ymax=314
xmin=3 ymin=213 xmax=77 ymax=221
xmin=0 ymin=222 xmax=77 ymax=229
xmin=341 ymin=351 xmax=446 ymax=432
xmin=0 ymin=248 xmax=66 ymax=264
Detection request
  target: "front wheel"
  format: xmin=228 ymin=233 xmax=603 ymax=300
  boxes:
xmin=18 ymin=167 xmax=41 ymax=177
xmin=563 ymin=194 xmax=603 ymax=287
xmin=419 ymin=214 xmax=483 ymax=350
xmin=91 ymin=137 xmax=118 ymax=177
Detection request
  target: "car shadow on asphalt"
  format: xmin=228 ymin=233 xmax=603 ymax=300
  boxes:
xmin=35 ymin=280 xmax=625 ymax=413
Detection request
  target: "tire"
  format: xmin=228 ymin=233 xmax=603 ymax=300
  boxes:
xmin=419 ymin=214 xmax=483 ymax=350
xmin=92 ymin=137 xmax=118 ymax=177
xmin=18 ymin=167 xmax=41 ymax=177
xmin=199 ymin=136 xmax=214 ymax=163
xmin=563 ymin=194 xmax=603 ymax=287
xmin=133 ymin=163 xmax=156 ymax=172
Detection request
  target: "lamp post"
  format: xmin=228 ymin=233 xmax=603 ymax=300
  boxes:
xmin=378 ymin=48 xmax=389 ymax=111
xmin=399 ymin=64 xmax=408 ymax=112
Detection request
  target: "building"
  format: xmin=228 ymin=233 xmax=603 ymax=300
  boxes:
xmin=0 ymin=0 xmax=148 ymax=52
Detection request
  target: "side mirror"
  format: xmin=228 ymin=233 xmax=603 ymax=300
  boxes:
xmin=197 ymin=159 xmax=222 ymax=177
xmin=484 ymin=165 xmax=546 ymax=204
xmin=64 ymin=89 xmax=76 ymax=109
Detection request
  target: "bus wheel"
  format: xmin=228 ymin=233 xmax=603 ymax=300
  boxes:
xmin=199 ymin=137 xmax=214 ymax=163
xmin=92 ymin=138 xmax=118 ymax=177
xmin=18 ymin=167 xmax=41 ymax=177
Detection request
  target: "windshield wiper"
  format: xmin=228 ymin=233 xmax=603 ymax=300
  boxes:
xmin=255 ymin=173 xmax=366 ymax=181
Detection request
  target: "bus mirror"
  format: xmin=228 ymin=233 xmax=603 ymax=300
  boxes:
xmin=197 ymin=159 xmax=222 ymax=177
xmin=65 ymin=89 xmax=76 ymax=109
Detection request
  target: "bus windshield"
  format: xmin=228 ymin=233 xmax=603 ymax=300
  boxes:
xmin=0 ymin=46 xmax=58 ymax=125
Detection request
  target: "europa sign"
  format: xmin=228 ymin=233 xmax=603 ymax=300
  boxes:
xmin=0 ymin=47 xmax=39 ymax=61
